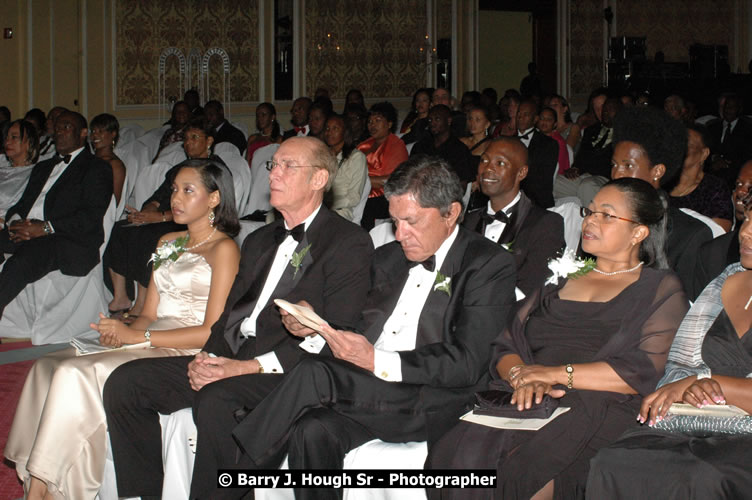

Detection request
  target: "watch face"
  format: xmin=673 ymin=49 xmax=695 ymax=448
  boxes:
xmin=566 ymin=365 xmax=573 ymax=373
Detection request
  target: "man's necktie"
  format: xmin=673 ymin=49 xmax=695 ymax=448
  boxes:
xmin=294 ymin=126 xmax=306 ymax=134
xmin=518 ymin=132 xmax=531 ymax=141
xmin=722 ymin=122 xmax=732 ymax=146
xmin=53 ymin=154 xmax=72 ymax=164
xmin=413 ymin=255 xmax=436 ymax=272
xmin=480 ymin=210 xmax=510 ymax=225
xmin=274 ymin=223 xmax=305 ymax=244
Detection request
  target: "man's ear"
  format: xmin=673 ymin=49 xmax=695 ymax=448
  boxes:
xmin=650 ymin=163 xmax=666 ymax=182
xmin=444 ymin=201 xmax=462 ymax=227
xmin=311 ymin=168 xmax=329 ymax=191
xmin=517 ymin=165 xmax=529 ymax=182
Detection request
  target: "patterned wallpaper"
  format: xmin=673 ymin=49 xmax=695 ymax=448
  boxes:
xmin=115 ymin=0 xmax=259 ymax=106
xmin=616 ymin=0 xmax=734 ymax=62
xmin=304 ymin=0 xmax=429 ymax=99
xmin=569 ymin=0 xmax=604 ymax=99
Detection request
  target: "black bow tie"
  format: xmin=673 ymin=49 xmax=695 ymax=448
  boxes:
xmin=518 ymin=132 xmax=532 ymax=141
xmin=274 ymin=223 xmax=305 ymax=244
xmin=54 ymin=154 xmax=72 ymax=164
xmin=413 ymin=255 xmax=436 ymax=272
xmin=481 ymin=210 xmax=510 ymax=224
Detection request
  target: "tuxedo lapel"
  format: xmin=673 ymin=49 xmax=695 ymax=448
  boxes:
xmin=268 ymin=233 xmax=314 ymax=303
xmin=223 ymin=223 xmax=284 ymax=353
xmin=44 ymin=151 xmax=88 ymax=216
xmin=498 ymin=192 xmax=532 ymax=244
xmin=415 ymin=229 xmax=468 ymax=347
xmin=10 ymin=159 xmax=55 ymax=220
xmin=361 ymin=253 xmax=411 ymax=344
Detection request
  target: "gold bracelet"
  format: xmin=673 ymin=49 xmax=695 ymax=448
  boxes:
xmin=566 ymin=364 xmax=574 ymax=389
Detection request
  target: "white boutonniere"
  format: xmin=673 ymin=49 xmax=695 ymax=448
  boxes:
xmin=148 ymin=235 xmax=189 ymax=271
xmin=290 ymin=243 xmax=312 ymax=278
xmin=501 ymin=240 xmax=515 ymax=253
xmin=433 ymin=271 xmax=452 ymax=296
xmin=545 ymin=249 xmax=596 ymax=286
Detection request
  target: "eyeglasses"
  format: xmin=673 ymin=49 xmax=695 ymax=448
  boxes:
xmin=580 ymin=206 xmax=640 ymax=225
xmin=265 ymin=160 xmax=316 ymax=173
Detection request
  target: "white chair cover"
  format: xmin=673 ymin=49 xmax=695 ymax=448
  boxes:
xmin=114 ymin=139 xmax=152 ymax=210
xmin=118 ymin=124 xmax=145 ymax=147
xmin=229 ymin=121 xmax=249 ymax=140
xmin=548 ymin=198 xmax=583 ymax=253
xmin=235 ymin=220 xmax=266 ymax=246
xmin=369 ymin=222 xmax=396 ymax=248
xmin=214 ymin=143 xmax=252 ymax=213
xmin=244 ymin=143 xmax=279 ymax=217
xmin=131 ymin=144 xmax=187 ymax=210
xmin=138 ymin=125 xmax=170 ymax=164
xmin=351 ymin=177 xmax=371 ymax=226
xmin=0 ymin=196 xmax=117 ymax=343
xmin=680 ymin=207 xmax=726 ymax=238
xmin=156 ymin=409 xmax=428 ymax=500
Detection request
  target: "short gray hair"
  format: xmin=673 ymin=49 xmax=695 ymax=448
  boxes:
xmin=383 ymin=156 xmax=464 ymax=215
xmin=286 ymin=136 xmax=338 ymax=191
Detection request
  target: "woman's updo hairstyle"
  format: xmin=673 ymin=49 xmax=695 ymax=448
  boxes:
xmin=174 ymin=158 xmax=240 ymax=237
xmin=603 ymin=177 xmax=669 ymax=269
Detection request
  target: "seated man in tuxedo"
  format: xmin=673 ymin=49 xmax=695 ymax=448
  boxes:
xmin=221 ymin=156 xmax=516 ymax=500
xmin=688 ymin=159 xmax=752 ymax=299
xmin=463 ymin=137 xmax=565 ymax=297
xmin=282 ymin=97 xmax=313 ymax=140
xmin=708 ymin=93 xmax=752 ymax=185
xmin=0 ymin=110 xmax=113 ymax=318
xmin=204 ymin=100 xmax=247 ymax=155
xmin=516 ymin=99 xmax=558 ymax=208
xmin=103 ymin=136 xmax=374 ymax=499
xmin=554 ymin=97 xmax=622 ymax=206
xmin=410 ymin=104 xmax=475 ymax=185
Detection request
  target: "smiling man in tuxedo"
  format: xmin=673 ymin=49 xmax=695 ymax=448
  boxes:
xmin=103 ymin=136 xmax=373 ymax=499
xmin=0 ymin=111 xmax=113 ymax=318
xmin=463 ymin=137 xmax=565 ymax=297
xmin=225 ymin=156 xmax=516 ymax=500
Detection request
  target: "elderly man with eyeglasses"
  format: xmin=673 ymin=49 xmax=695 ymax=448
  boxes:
xmin=103 ymin=136 xmax=374 ymax=499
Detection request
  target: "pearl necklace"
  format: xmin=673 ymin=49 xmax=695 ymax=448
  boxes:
xmin=185 ymin=227 xmax=217 ymax=252
xmin=593 ymin=261 xmax=644 ymax=276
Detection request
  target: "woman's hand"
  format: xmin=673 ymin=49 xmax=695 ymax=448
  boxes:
xmin=510 ymin=381 xmax=566 ymax=411
xmin=682 ymin=378 xmax=726 ymax=408
xmin=510 ymin=364 xmax=560 ymax=390
xmin=638 ymin=376 xmax=697 ymax=425
xmin=90 ymin=313 xmax=139 ymax=346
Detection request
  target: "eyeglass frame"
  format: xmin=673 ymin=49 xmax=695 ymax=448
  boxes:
xmin=265 ymin=160 xmax=318 ymax=173
xmin=580 ymin=206 xmax=640 ymax=225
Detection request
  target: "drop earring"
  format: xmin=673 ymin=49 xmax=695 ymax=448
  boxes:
xmin=208 ymin=210 xmax=216 ymax=226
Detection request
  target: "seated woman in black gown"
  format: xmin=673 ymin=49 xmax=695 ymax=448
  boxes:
xmin=586 ymin=193 xmax=752 ymax=499
xmin=106 ymin=117 xmax=221 ymax=320
xmin=426 ymin=178 xmax=689 ymax=500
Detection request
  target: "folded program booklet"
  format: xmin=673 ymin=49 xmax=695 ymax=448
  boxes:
xmin=667 ymin=403 xmax=749 ymax=417
xmin=460 ymin=407 xmax=571 ymax=431
xmin=69 ymin=336 xmax=151 ymax=356
xmin=274 ymin=299 xmax=329 ymax=334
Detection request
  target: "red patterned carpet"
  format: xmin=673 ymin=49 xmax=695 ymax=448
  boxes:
xmin=0 ymin=355 xmax=34 ymax=499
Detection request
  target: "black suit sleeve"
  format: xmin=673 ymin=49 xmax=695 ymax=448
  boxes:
xmin=399 ymin=246 xmax=516 ymax=387
xmin=49 ymin=158 xmax=113 ymax=237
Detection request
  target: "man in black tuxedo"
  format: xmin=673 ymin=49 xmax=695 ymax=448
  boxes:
xmin=103 ymin=137 xmax=374 ymax=499
xmin=463 ymin=137 xmax=565 ymax=297
xmin=0 ymin=111 xmax=112 ymax=318
xmin=688 ymin=159 xmax=752 ymax=299
xmin=224 ymin=157 xmax=516 ymax=500
xmin=282 ymin=97 xmax=313 ymax=140
xmin=708 ymin=94 xmax=752 ymax=185
xmin=205 ymin=100 xmax=247 ymax=155
xmin=516 ymin=99 xmax=558 ymax=208
xmin=410 ymin=104 xmax=475 ymax=184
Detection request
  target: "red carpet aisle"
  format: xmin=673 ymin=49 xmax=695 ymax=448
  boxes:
xmin=0 ymin=341 xmax=35 ymax=498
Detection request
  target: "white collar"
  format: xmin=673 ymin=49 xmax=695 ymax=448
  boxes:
xmin=59 ymin=146 xmax=85 ymax=164
xmin=486 ymin=191 xmax=521 ymax=216
xmin=284 ymin=203 xmax=322 ymax=231
xmin=518 ymin=127 xmax=535 ymax=137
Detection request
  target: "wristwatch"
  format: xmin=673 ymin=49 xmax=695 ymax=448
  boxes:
xmin=565 ymin=364 xmax=574 ymax=389
xmin=43 ymin=221 xmax=53 ymax=235
xmin=144 ymin=328 xmax=152 ymax=346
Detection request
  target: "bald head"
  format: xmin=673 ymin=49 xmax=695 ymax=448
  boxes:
xmin=478 ymin=137 xmax=529 ymax=209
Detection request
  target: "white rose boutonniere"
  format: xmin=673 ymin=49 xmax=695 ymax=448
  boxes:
xmin=433 ymin=271 xmax=452 ymax=296
xmin=545 ymin=249 xmax=596 ymax=286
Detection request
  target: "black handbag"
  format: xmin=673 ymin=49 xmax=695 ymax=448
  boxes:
xmin=473 ymin=389 xmax=559 ymax=419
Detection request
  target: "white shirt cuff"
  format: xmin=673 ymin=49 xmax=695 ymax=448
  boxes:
xmin=373 ymin=348 xmax=402 ymax=382
xmin=256 ymin=351 xmax=284 ymax=374
xmin=299 ymin=334 xmax=327 ymax=354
